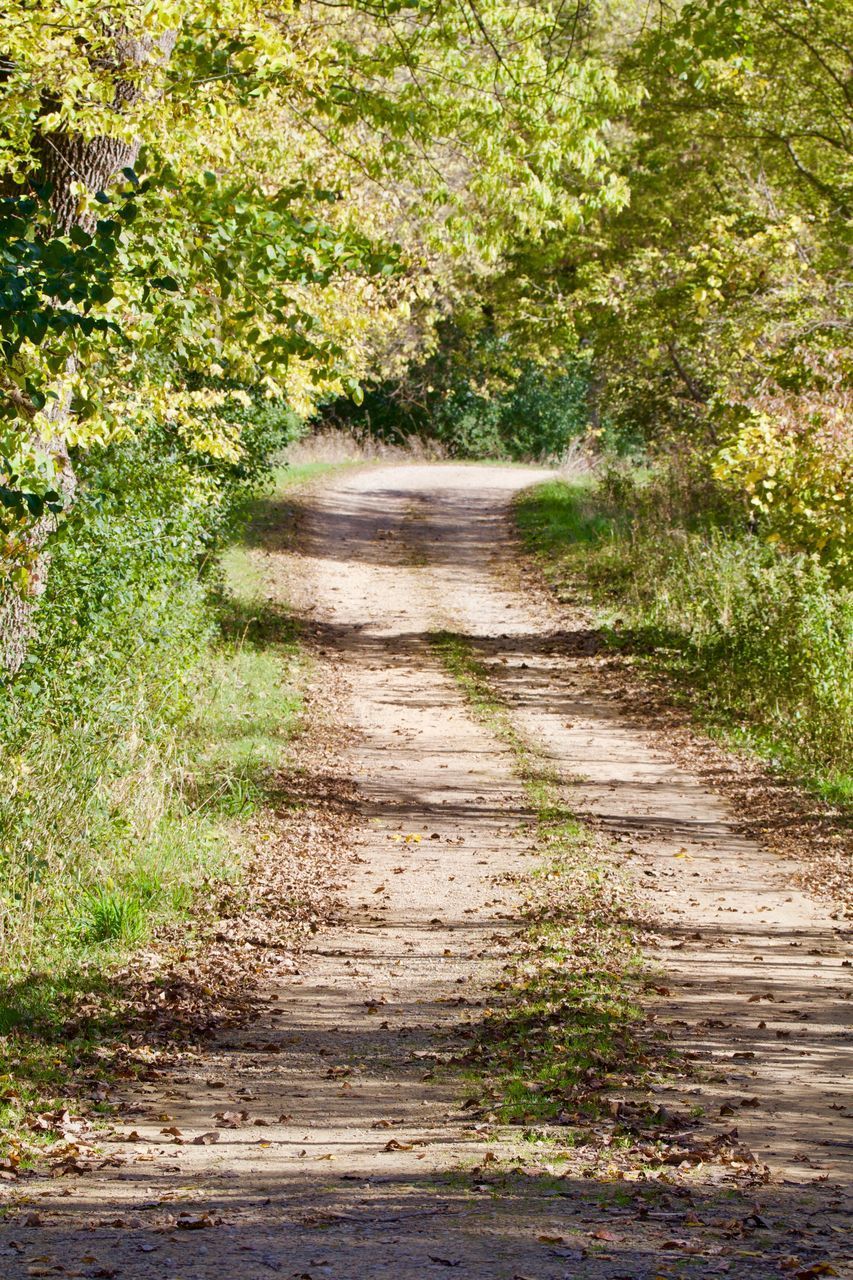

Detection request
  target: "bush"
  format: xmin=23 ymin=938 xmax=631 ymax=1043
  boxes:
xmin=517 ymin=473 xmax=852 ymax=801
xmin=0 ymin=396 xmax=301 ymax=975
xmin=713 ymin=410 xmax=852 ymax=583
xmin=323 ymin=353 xmax=590 ymax=460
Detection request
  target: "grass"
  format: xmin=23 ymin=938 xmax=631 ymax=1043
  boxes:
xmin=271 ymin=459 xmax=364 ymax=492
xmin=1 ymin=549 xmax=304 ymax=985
xmin=429 ymin=631 xmax=657 ymax=1127
xmin=3 ymin=459 xmax=350 ymax=968
xmin=515 ymin=476 xmax=853 ymax=810
xmin=0 ymin=465 xmax=320 ymax=1159
xmin=73 ymin=887 xmax=148 ymax=946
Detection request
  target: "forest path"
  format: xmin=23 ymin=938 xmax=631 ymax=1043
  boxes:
xmin=2 ymin=463 xmax=849 ymax=1279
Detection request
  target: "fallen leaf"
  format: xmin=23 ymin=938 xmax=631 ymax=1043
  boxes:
xmin=215 ymin=1111 xmax=248 ymax=1127
xmin=176 ymin=1212 xmax=218 ymax=1230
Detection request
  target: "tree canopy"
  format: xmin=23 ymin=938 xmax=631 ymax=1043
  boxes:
xmin=1 ymin=0 xmax=850 ymax=621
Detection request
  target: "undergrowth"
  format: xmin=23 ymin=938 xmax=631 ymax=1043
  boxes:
xmin=0 ymin=449 xmax=324 ymax=1156
xmin=429 ymin=631 xmax=656 ymax=1126
xmin=323 ymin=341 xmax=590 ymax=461
xmin=516 ymin=476 xmax=853 ymax=809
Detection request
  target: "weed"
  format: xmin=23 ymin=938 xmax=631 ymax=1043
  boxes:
xmin=73 ymin=887 xmax=148 ymax=946
xmin=429 ymin=631 xmax=656 ymax=1127
xmin=516 ymin=477 xmax=853 ymax=807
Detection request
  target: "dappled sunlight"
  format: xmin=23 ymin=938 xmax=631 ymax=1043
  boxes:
xmin=2 ymin=465 xmax=848 ymax=1279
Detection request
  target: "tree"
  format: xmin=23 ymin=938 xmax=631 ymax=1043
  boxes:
xmin=1 ymin=1 xmax=634 ymax=666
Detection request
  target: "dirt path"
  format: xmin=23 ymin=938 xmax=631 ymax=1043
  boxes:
xmin=2 ymin=463 xmax=850 ymax=1279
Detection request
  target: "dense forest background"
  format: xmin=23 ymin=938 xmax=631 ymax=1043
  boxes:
xmin=0 ymin=2 xmax=850 ymax=988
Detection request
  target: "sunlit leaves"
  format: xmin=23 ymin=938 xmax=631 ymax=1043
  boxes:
xmin=0 ymin=0 xmax=631 ymax=550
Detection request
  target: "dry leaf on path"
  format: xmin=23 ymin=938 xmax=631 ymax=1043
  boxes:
xmin=176 ymin=1212 xmax=219 ymax=1230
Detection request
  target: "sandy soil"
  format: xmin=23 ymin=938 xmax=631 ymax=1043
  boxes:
xmin=2 ymin=463 xmax=849 ymax=1280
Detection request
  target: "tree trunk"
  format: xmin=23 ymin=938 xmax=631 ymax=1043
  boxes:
xmin=37 ymin=130 xmax=141 ymax=232
xmin=0 ymin=28 xmax=175 ymax=674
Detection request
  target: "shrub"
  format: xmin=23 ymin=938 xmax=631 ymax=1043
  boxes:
xmin=714 ymin=409 xmax=852 ymax=582
xmin=323 ymin=353 xmax=590 ymax=460
xmin=0 ymin=395 xmax=301 ymax=974
xmin=517 ymin=473 xmax=852 ymax=797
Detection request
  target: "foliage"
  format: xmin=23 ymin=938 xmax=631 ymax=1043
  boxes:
xmin=517 ymin=476 xmax=853 ymax=803
xmin=327 ymin=339 xmax=591 ymax=458
xmin=0 ymin=170 xmax=386 ymax=563
xmin=0 ymin=403 xmax=300 ymax=974
xmin=713 ymin=403 xmax=852 ymax=580
xmin=303 ymin=2 xmax=853 ymax=567
xmin=5 ymin=1 xmax=845 ymax=572
xmin=590 ymin=0 xmax=852 ymax=573
xmin=0 ymin=0 xmax=633 ymax=589
xmin=0 ymin=190 xmax=127 ymax=587
xmin=1 ymin=0 xmax=849 ymax=567
xmin=436 ymin=0 xmax=852 ymax=572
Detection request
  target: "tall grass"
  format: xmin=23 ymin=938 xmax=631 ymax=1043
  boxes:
xmin=0 ymin=442 xmax=309 ymax=994
xmin=0 ymin=567 xmax=304 ymax=989
xmin=516 ymin=476 xmax=852 ymax=806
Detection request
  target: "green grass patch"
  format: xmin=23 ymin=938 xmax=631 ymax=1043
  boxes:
xmin=430 ymin=631 xmax=655 ymax=1126
xmin=0 ymin=465 xmax=315 ymax=1159
xmin=515 ymin=477 xmax=853 ymax=809
xmin=271 ymin=459 xmax=364 ymax=491
xmin=515 ymin=476 xmax=614 ymax=555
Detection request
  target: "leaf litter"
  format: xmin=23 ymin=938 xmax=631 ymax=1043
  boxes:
xmin=1 ymin=465 xmax=849 ymax=1280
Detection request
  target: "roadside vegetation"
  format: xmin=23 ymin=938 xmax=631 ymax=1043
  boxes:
xmin=516 ymin=474 xmax=852 ymax=809
xmin=1 ymin=416 xmax=304 ymax=977
xmin=0 ymin=449 xmax=316 ymax=1159
xmin=1 ymin=0 xmax=850 ymax=1166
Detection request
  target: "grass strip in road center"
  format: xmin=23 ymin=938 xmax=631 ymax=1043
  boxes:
xmin=429 ymin=631 xmax=663 ymax=1135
